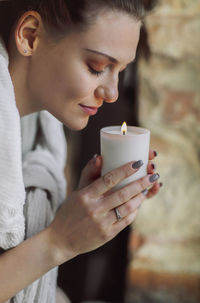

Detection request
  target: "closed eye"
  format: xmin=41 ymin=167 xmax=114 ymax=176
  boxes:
xmin=88 ymin=65 xmax=104 ymax=77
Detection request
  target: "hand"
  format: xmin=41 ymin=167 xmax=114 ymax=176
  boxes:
xmin=146 ymin=149 xmax=162 ymax=198
xmin=78 ymin=154 xmax=102 ymax=189
xmin=79 ymin=149 xmax=161 ymax=196
xmin=48 ymin=156 xmax=161 ymax=264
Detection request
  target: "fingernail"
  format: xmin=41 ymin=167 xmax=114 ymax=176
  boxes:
xmin=142 ymin=189 xmax=148 ymax=196
xmin=151 ymin=163 xmax=156 ymax=170
xmin=154 ymin=151 xmax=158 ymax=157
xmin=132 ymin=160 xmax=143 ymax=169
xmin=159 ymin=182 xmax=163 ymax=187
xmin=149 ymin=173 xmax=160 ymax=183
xmin=93 ymin=154 xmax=98 ymax=164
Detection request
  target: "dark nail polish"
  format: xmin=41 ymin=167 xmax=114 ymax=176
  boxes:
xmin=151 ymin=163 xmax=156 ymax=170
xmin=149 ymin=173 xmax=160 ymax=183
xmin=159 ymin=182 xmax=163 ymax=187
xmin=154 ymin=151 xmax=158 ymax=157
xmin=132 ymin=160 xmax=143 ymax=169
xmin=142 ymin=189 xmax=148 ymax=196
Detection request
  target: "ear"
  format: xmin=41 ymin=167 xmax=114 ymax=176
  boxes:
xmin=15 ymin=11 xmax=43 ymax=57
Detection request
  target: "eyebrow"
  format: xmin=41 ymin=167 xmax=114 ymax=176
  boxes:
xmin=83 ymin=48 xmax=136 ymax=67
xmin=83 ymin=48 xmax=118 ymax=64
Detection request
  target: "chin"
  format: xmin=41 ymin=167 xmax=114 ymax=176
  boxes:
xmin=48 ymin=108 xmax=90 ymax=130
xmin=63 ymin=117 xmax=89 ymax=131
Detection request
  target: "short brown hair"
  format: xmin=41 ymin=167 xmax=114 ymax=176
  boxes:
xmin=0 ymin=0 xmax=158 ymax=46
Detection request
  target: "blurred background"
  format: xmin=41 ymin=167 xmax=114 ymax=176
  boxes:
xmin=58 ymin=0 xmax=200 ymax=302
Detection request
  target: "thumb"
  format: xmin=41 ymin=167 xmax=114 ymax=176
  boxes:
xmin=78 ymin=154 xmax=102 ymax=189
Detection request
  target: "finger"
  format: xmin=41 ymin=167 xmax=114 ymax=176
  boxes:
xmin=147 ymin=161 xmax=156 ymax=174
xmin=149 ymin=149 xmax=158 ymax=161
xmin=109 ymin=193 xmax=145 ymax=224
xmin=146 ymin=182 xmax=162 ymax=199
xmin=85 ymin=160 xmax=144 ymax=198
xmin=103 ymin=173 xmax=160 ymax=211
xmin=79 ymin=155 xmax=102 ymax=189
xmin=112 ymin=208 xmax=139 ymax=236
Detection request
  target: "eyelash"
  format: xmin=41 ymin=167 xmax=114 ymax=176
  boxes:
xmin=88 ymin=66 xmax=104 ymax=77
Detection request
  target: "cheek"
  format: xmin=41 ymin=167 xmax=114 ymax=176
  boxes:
xmin=61 ymin=72 xmax=93 ymax=100
xmin=62 ymin=67 xmax=94 ymax=101
xmin=28 ymin=52 xmax=95 ymax=105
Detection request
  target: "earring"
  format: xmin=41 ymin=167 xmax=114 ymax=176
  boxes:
xmin=23 ymin=49 xmax=28 ymax=54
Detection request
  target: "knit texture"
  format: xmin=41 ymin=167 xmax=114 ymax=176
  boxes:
xmin=0 ymin=38 xmax=67 ymax=303
xmin=14 ymin=111 xmax=67 ymax=303
xmin=0 ymin=38 xmax=26 ymax=249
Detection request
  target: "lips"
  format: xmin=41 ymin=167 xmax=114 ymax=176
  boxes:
xmin=79 ymin=104 xmax=99 ymax=116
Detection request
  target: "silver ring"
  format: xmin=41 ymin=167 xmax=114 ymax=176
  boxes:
xmin=114 ymin=207 xmax=122 ymax=221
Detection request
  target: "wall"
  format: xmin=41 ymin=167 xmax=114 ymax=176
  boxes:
xmin=127 ymin=1 xmax=200 ymax=302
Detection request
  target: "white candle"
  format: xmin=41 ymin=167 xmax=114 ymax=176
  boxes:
xmin=100 ymin=124 xmax=150 ymax=190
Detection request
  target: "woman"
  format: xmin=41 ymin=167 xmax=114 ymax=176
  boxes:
xmin=0 ymin=0 xmax=160 ymax=302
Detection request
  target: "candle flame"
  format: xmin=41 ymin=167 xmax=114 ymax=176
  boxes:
xmin=121 ymin=122 xmax=127 ymax=135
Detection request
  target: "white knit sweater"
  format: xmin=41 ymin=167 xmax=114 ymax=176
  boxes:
xmin=0 ymin=38 xmax=26 ymax=249
xmin=0 ymin=38 xmax=67 ymax=303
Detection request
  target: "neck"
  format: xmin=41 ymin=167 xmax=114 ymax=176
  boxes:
xmin=8 ymin=53 xmax=40 ymax=117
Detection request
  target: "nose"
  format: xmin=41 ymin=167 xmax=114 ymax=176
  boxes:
xmin=95 ymin=79 xmax=119 ymax=104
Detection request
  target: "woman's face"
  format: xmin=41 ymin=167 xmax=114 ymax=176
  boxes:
xmin=27 ymin=10 xmax=141 ymax=130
